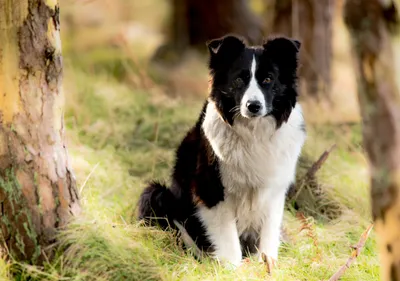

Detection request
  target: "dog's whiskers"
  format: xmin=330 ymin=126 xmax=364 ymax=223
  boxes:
xmin=229 ymin=106 xmax=240 ymax=113
xmin=215 ymin=88 xmax=228 ymax=95
xmin=233 ymin=111 xmax=242 ymax=121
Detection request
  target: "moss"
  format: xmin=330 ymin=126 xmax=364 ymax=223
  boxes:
xmin=33 ymin=173 xmax=43 ymax=215
xmin=23 ymin=222 xmax=41 ymax=261
xmin=10 ymin=124 xmax=16 ymax=133
xmin=0 ymin=168 xmax=41 ymax=264
xmin=14 ymin=232 xmax=26 ymax=259
xmin=0 ymin=216 xmax=11 ymax=234
xmin=0 ymin=169 xmax=21 ymax=213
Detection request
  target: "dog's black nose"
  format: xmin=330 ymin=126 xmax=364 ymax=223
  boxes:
xmin=246 ymin=100 xmax=262 ymax=114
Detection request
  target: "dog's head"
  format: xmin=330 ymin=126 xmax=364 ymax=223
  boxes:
xmin=207 ymin=34 xmax=300 ymax=127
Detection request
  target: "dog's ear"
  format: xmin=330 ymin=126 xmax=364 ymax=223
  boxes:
xmin=206 ymin=35 xmax=245 ymax=55
xmin=293 ymin=39 xmax=301 ymax=51
xmin=206 ymin=35 xmax=246 ymax=71
xmin=263 ymin=36 xmax=300 ymax=77
xmin=263 ymin=37 xmax=301 ymax=55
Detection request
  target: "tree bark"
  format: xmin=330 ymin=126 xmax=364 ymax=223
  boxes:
xmin=0 ymin=0 xmax=80 ymax=264
xmin=153 ymin=0 xmax=264 ymax=63
xmin=270 ymin=0 xmax=334 ymax=99
xmin=343 ymin=1 xmax=400 ymax=280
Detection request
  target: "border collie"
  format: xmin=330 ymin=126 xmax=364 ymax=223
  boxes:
xmin=138 ymin=35 xmax=306 ymax=268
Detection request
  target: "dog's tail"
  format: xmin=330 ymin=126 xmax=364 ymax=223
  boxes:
xmin=138 ymin=182 xmax=177 ymax=230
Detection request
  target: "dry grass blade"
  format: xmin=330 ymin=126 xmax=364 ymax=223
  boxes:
xmin=327 ymin=224 xmax=374 ymax=281
xmin=79 ymin=162 xmax=100 ymax=194
xmin=281 ymin=226 xmax=292 ymax=244
xmin=173 ymin=220 xmax=203 ymax=260
xmin=115 ymin=34 xmax=154 ymax=90
xmin=296 ymin=212 xmax=322 ymax=261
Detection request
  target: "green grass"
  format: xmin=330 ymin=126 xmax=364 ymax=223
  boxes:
xmin=0 ymin=60 xmax=378 ymax=280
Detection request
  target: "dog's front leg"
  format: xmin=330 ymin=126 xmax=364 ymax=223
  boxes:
xmin=197 ymin=202 xmax=242 ymax=268
xmin=258 ymin=190 xmax=286 ymax=270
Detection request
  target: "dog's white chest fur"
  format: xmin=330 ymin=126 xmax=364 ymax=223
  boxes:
xmin=202 ymin=101 xmax=306 ymax=233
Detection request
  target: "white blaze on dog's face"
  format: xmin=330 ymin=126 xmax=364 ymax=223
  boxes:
xmin=240 ymin=56 xmax=269 ymax=118
xmin=206 ymin=35 xmax=301 ymax=127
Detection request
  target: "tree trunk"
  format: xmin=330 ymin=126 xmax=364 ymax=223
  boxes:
xmin=0 ymin=0 xmax=80 ymax=264
xmin=153 ymin=0 xmax=264 ymax=63
xmin=343 ymin=1 xmax=400 ymax=280
xmin=269 ymin=0 xmax=334 ymax=99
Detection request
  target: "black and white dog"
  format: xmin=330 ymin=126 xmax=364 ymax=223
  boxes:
xmin=138 ymin=35 xmax=306 ymax=268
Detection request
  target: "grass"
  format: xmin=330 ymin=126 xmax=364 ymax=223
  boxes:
xmin=0 ymin=0 xmax=380 ymax=280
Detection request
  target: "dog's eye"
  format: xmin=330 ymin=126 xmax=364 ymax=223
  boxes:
xmin=263 ymin=76 xmax=273 ymax=84
xmin=233 ymin=77 xmax=244 ymax=87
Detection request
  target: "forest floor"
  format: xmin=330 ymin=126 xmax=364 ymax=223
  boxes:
xmin=0 ymin=0 xmax=380 ymax=280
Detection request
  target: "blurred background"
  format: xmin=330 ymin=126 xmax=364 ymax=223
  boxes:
xmin=25 ymin=1 xmax=377 ymax=280
xmin=60 ymin=0 xmax=359 ymax=123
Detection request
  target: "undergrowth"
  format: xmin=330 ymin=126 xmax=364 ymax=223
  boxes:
xmin=0 ymin=63 xmax=378 ymax=280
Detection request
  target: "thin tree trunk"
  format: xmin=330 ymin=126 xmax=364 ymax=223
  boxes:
xmin=270 ymin=0 xmax=334 ymax=99
xmin=153 ymin=0 xmax=264 ymax=63
xmin=344 ymin=1 xmax=400 ymax=280
xmin=0 ymin=0 xmax=80 ymax=264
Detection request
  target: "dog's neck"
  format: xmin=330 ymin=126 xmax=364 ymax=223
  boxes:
xmin=202 ymin=100 xmax=277 ymax=161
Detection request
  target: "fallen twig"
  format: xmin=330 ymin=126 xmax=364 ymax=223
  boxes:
xmin=288 ymin=144 xmax=336 ymax=202
xmin=304 ymin=144 xmax=337 ymax=180
xmin=327 ymin=224 xmax=374 ymax=281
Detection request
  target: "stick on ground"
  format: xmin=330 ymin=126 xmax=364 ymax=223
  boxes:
xmin=327 ymin=224 xmax=374 ymax=281
xmin=304 ymin=144 xmax=337 ymax=180
xmin=288 ymin=144 xmax=336 ymax=202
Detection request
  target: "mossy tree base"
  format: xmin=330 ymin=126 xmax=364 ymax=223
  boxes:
xmin=0 ymin=0 xmax=80 ymax=264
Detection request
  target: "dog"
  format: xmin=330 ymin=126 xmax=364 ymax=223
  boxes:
xmin=138 ymin=34 xmax=306 ymax=269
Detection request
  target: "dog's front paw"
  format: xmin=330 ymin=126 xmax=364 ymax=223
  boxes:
xmin=259 ymin=253 xmax=277 ymax=275
xmin=218 ymin=259 xmax=242 ymax=270
xmin=214 ymin=249 xmax=242 ymax=270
